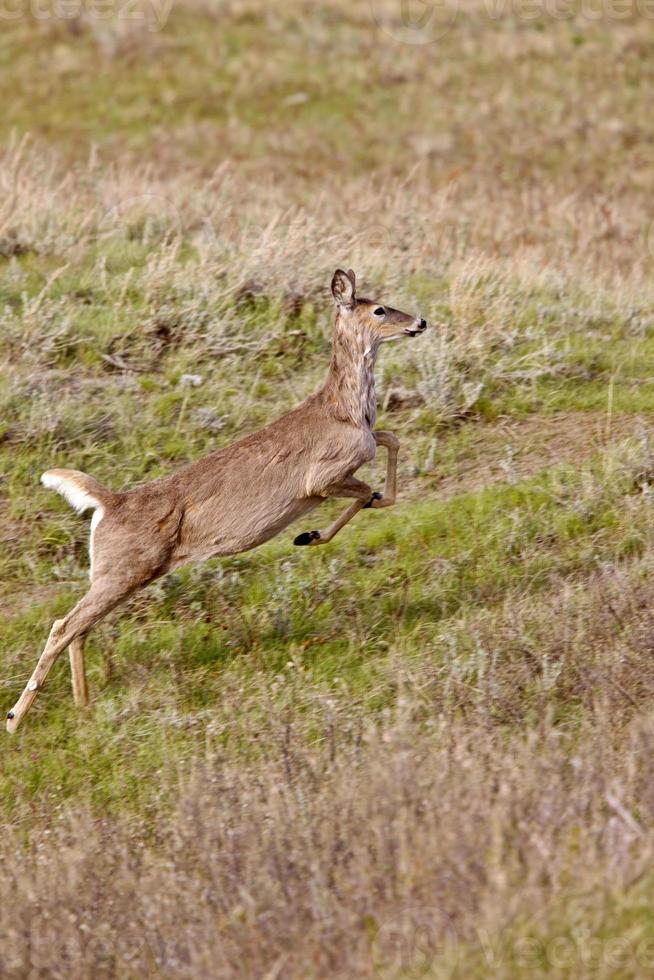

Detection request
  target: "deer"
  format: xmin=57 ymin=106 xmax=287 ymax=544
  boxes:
xmin=6 ymin=269 xmax=427 ymax=733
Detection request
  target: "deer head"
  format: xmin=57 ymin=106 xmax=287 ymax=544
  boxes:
xmin=331 ymin=268 xmax=427 ymax=344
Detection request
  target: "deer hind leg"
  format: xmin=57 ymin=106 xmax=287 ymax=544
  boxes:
xmin=294 ymin=477 xmax=378 ymax=547
xmin=6 ymin=578 xmax=135 ymax=733
xmin=69 ymin=635 xmax=89 ymax=708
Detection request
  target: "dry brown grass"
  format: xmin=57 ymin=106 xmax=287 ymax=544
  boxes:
xmin=2 ymin=133 xmax=654 ymax=296
xmin=2 ymin=698 xmax=654 ymax=978
xmin=4 ymin=555 xmax=654 ymax=977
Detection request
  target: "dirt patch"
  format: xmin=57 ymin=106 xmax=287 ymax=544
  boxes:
xmin=426 ymin=412 xmax=651 ymax=499
xmin=0 ymin=581 xmax=63 ymax=619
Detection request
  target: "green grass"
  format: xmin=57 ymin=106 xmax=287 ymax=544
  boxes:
xmin=2 ymin=444 xmax=653 ymax=821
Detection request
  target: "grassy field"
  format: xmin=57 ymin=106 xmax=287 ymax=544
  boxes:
xmin=3 ymin=2 xmax=654 ymax=976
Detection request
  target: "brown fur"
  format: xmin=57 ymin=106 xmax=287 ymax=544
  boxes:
xmin=6 ymin=269 xmax=426 ymax=732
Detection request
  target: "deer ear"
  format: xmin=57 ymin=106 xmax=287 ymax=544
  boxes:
xmin=332 ymin=268 xmax=356 ymax=310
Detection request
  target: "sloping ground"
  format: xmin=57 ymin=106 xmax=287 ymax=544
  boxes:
xmin=432 ymin=411 xmax=652 ymax=498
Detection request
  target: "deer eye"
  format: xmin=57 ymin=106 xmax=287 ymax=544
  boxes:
xmin=373 ymin=307 xmax=385 ymax=316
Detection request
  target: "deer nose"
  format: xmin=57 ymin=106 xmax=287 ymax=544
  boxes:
xmin=418 ymin=318 xmax=427 ymax=331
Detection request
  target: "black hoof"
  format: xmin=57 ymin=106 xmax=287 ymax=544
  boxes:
xmin=7 ymin=711 xmax=14 ymax=720
xmin=363 ymin=492 xmax=382 ymax=509
xmin=294 ymin=530 xmax=321 ymax=546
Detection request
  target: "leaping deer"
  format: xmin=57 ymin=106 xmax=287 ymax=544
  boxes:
xmin=7 ymin=269 xmax=427 ymax=732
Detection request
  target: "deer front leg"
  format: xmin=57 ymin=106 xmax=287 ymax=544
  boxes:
xmin=293 ymin=433 xmax=400 ymax=548
xmin=371 ymin=430 xmax=400 ymax=508
xmin=294 ymin=477 xmax=376 ymax=547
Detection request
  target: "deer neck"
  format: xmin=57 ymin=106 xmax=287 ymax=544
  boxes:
xmin=322 ymin=318 xmax=379 ymax=428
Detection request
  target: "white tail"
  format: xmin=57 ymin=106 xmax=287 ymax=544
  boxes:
xmin=7 ymin=269 xmax=427 ymax=733
xmin=41 ymin=469 xmax=110 ymax=514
